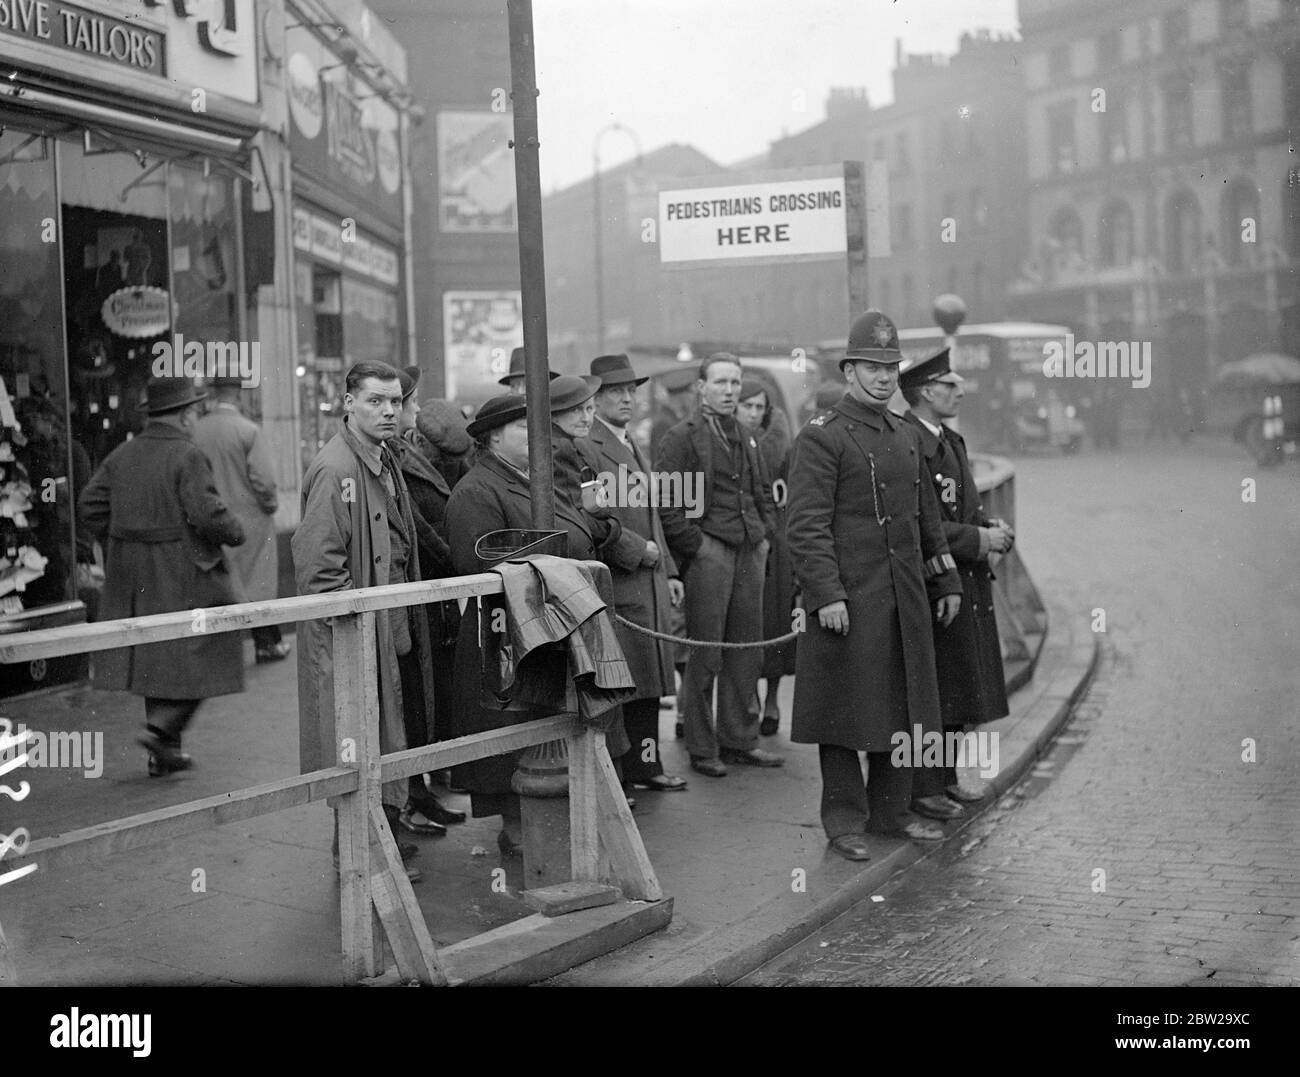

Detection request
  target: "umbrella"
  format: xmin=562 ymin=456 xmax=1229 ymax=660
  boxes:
xmin=1214 ymin=353 xmax=1300 ymax=386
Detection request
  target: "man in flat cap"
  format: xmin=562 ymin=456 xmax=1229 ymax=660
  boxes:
xmin=900 ymin=348 xmax=1012 ymax=804
xmin=786 ymin=311 xmax=964 ymax=860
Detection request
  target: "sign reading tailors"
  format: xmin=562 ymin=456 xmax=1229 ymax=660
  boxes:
xmin=658 ymin=167 xmax=848 ymax=267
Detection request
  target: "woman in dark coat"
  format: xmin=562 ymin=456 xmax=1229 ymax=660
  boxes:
xmin=444 ymin=393 xmax=621 ymax=856
xmin=735 ymin=379 xmax=795 ymax=735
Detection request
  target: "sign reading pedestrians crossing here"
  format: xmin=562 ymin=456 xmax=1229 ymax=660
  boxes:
xmin=658 ymin=164 xmax=852 ymax=268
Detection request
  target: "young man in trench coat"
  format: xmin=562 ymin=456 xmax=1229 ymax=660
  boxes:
xmin=786 ymin=311 xmax=964 ymax=861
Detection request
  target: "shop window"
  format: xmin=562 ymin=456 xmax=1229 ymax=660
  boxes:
xmin=168 ymin=160 xmax=239 ymax=362
xmin=0 ymin=130 xmax=76 ymax=613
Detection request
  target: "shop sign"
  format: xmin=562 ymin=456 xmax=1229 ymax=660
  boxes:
xmin=658 ymin=167 xmax=847 ymax=266
xmin=0 ymin=0 xmax=257 ymax=104
xmin=442 ymin=291 xmax=523 ymax=401
xmin=286 ymin=33 xmax=402 ymax=227
xmin=293 ymin=206 xmax=400 ymax=286
xmin=101 ymin=285 xmax=170 ymax=338
xmin=436 ymin=111 xmax=515 ymax=233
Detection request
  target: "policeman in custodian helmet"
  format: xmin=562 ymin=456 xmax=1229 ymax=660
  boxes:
xmin=785 ymin=310 xmax=964 ymax=860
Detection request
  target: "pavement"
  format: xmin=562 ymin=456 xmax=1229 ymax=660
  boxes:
xmin=0 ymin=564 xmax=1096 ymax=986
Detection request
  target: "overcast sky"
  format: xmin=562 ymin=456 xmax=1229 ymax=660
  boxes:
xmin=533 ymin=0 xmax=1021 ymax=193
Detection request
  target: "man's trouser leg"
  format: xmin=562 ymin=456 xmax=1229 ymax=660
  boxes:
xmin=716 ymin=538 xmax=768 ymax=752
xmin=682 ymin=536 xmax=736 ymax=761
xmin=144 ymin=697 xmax=201 ymax=747
xmin=620 ymin=698 xmax=665 ymax=783
xmin=865 ymin=751 xmax=914 ymax=833
xmin=819 ymin=744 xmax=868 ymax=840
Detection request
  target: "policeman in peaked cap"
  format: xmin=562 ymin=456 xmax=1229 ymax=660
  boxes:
xmin=785 ymin=310 xmax=964 ymax=860
xmin=900 ymin=347 xmax=1013 ymax=802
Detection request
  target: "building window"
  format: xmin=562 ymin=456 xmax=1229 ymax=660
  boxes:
xmin=901 ymin=274 xmax=915 ymax=324
xmin=1220 ymin=0 xmax=1248 ymax=34
xmin=1221 ymin=61 xmax=1253 ymax=140
xmin=878 ymin=277 xmax=892 ymax=312
xmin=1163 ymin=76 xmax=1194 ymax=151
xmin=1221 ymin=179 xmax=1260 ymax=266
xmin=1103 ymin=88 xmax=1129 ymax=163
xmin=972 ymin=262 xmax=986 ymax=310
xmin=969 ymin=188 xmax=988 ymax=233
xmin=1050 ymin=43 xmax=1070 ymax=78
xmin=1049 ymin=206 xmax=1085 ymax=266
xmin=946 ymin=266 xmax=959 ymax=295
xmin=872 ymin=137 xmax=886 ymax=161
xmin=1165 ymin=190 xmax=1202 ymax=273
xmin=1048 ymin=101 xmax=1077 ymax=174
xmin=1097 ymin=30 xmax=1121 ymax=72
xmin=894 ymin=131 xmax=911 ymax=174
xmin=941 ymin=192 xmax=957 ymax=224
xmin=895 ymin=204 xmax=914 ymax=249
xmin=1163 ymin=9 xmax=1189 ymax=51
xmin=1098 ymin=199 xmax=1135 ymax=266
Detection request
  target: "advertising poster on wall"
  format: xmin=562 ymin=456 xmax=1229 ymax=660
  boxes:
xmin=442 ymin=291 xmax=523 ymax=403
xmin=436 ymin=111 xmax=516 ymax=233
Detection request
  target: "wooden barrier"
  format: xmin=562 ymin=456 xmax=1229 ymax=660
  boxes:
xmin=0 ymin=566 xmax=669 ymax=985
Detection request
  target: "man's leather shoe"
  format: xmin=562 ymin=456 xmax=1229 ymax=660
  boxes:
xmin=410 ymin=790 xmax=466 ymax=825
xmin=911 ymin=795 xmax=964 ymax=821
xmin=398 ymin=805 xmax=447 ymax=836
xmin=828 ymin=834 xmax=872 ymax=861
xmin=898 ymin=820 xmax=945 ymax=842
xmin=759 ymin=716 xmax=779 ymax=736
xmin=720 ymin=747 xmax=784 ymax=768
xmin=690 ymin=756 xmax=728 ymax=778
xmin=946 ymin=780 xmax=987 ymax=803
xmin=630 ymin=773 xmax=688 ymax=792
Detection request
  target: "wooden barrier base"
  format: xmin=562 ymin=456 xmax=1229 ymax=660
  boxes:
xmin=362 ymin=897 xmax=673 ymax=987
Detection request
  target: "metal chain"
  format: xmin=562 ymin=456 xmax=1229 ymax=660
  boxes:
xmin=613 ymin=613 xmax=800 ymax=650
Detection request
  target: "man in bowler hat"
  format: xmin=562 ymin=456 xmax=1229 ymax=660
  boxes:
xmin=499 ymin=346 xmax=559 ymax=394
xmin=78 ymin=378 xmax=246 ymax=776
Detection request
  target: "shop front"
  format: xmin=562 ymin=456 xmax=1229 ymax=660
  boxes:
xmin=284 ymin=14 xmax=409 ymax=469
xmin=0 ymin=0 xmax=260 ymax=693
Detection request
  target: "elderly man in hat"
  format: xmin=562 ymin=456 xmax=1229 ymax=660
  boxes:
xmin=900 ymin=348 xmax=1013 ymax=804
xmin=499 ymin=346 xmax=559 ymax=394
xmin=294 ymin=360 xmax=437 ymax=877
xmin=192 ymin=376 xmax=287 ymax=663
xmin=786 ymin=311 xmax=964 ymax=860
xmin=78 ymin=377 xmax=246 ymax=776
xmin=657 ymin=352 xmax=782 ymax=777
xmin=577 ymin=354 xmax=688 ymax=793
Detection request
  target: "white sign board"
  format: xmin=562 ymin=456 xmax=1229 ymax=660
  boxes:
xmin=442 ymin=291 xmax=523 ymax=402
xmin=658 ymin=173 xmax=847 ymax=266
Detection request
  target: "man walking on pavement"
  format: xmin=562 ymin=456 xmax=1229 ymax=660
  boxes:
xmin=191 ymin=376 xmax=288 ymax=663
xmin=786 ymin=311 xmax=964 ymax=860
xmin=293 ymin=360 xmax=437 ymax=879
xmin=900 ymin=348 xmax=1012 ymax=804
xmin=657 ymin=353 xmax=783 ymax=777
xmin=578 ymin=354 xmax=688 ymax=793
xmin=78 ymin=377 xmax=246 ymax=776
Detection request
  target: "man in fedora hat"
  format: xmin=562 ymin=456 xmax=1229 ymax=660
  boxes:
xmin=192 ymin=376 xmax=286 ymax=663
xmin=499 ymin=346 xmax=560 ymax=394
xmin=900 ymin=347 xmax=1012 ymax=804
xmin=786 ymin=311 xmax=964 ymax=860
xmin=577 ymin=354 xmax=688 ymax=793
xmin=294 ymin=360 xmax=437 ymax=877
xmin=78 ymin=377 xmax=246 ymax=776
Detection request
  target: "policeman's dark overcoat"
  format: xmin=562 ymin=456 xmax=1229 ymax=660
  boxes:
xmin=786 ymin=395 xmax=961 ymax=751
xmin=902 ymin=412 xmax=1009 ymax=727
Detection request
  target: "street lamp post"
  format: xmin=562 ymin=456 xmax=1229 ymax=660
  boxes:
xmin=593 ymin=123 xmax=641 ymax=355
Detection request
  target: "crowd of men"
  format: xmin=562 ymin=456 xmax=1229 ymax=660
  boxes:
xmin=77 ymin=307 xmax=1016 ymax=869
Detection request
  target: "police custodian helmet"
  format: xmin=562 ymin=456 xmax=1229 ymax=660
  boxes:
xmin=839 ymin=309 xmax=905 ymax=370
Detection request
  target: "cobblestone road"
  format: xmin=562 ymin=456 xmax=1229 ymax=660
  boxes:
xmin=744 ymin=442 xmax=1300 ymax=987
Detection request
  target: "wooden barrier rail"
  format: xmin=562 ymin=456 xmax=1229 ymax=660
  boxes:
xmin=0 ymin=566 xmax=666 ymax=986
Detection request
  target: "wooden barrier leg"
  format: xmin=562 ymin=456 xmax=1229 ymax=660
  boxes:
xmin=367 ymin=804 xmax=447 ymax=985
xmin=592 ymin=737 xmax=663 ymax=901
xmin=333 ymin=612 xmax=380 ymax=982
xmin=568 ymin=728 xmax=601 ymax=883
